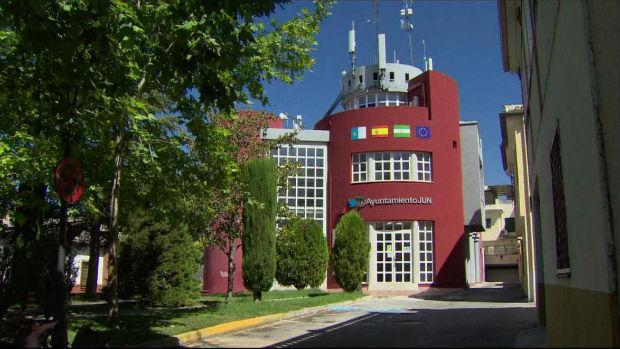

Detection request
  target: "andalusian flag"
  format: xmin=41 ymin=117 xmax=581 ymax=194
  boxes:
xmin=371 ymin=125 xmax=389 ymax=137
xmin=351 ymin=126 xmax=366 ymax=140
xmin=393 ymin=124 xmax=411 ymax=138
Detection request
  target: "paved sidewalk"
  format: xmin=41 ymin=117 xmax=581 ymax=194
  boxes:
xmin=184 ymin=283 xmax=547 ymax=348
xmin=514 ymin=326 xmax=547 ymax=348
xmin=137 ymin=296 xmax=372 ymax=348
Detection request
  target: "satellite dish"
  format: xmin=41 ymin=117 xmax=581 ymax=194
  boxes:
xmin=278 ymin=112 xmax=288 ymax=120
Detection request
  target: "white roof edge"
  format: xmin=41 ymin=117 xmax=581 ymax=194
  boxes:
xmin=263 ymin=128 xmax=330 ymax=143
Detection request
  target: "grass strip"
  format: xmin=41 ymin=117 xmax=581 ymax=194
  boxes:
xmin=67 ymin=289 xmax=363 ymax=347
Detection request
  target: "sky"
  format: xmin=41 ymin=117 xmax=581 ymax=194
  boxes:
xmin=255 ymin=0 xmax=523 ymax=186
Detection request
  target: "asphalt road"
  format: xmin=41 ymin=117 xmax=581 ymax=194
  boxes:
xmin=187 ymin=282 xmax=545 ymax=348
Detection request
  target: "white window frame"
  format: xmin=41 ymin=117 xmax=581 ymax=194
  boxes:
xmin=414 ymin=152 xmax=432 ymax=182
xmin=273 ymin=144 xmax=328 ymax=235
xmin=417 ymin=221 xmax=434 ymax=284
xmin=371 ymin=221 xmax=414 ymax=285
xmin=373 ymin=152 xmax=392 ymax=181
xmin=351 ymin=151 xmax=432 ymax=183
xmin=392 ymin=151 xmax=410 ymax=181
xmin=358 ymin=95 xmax=366 ymax=108
xmin=378 ymin=93 xmax=387 ymax=107
xmin=352 ymin=153 xmax=368 ymax=183
xmin=367 ymin=93 xmax=377 ymax=107
xmin=347 ymin=93 xmax=408 ymax=110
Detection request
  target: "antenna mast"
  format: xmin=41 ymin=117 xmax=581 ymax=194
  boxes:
xmin=422 ymin=39 xmax=427 ymax=71
xmin=400 ymin=0 xmax=414 ymax=66
xmin=348 ymin=21 xmax=356 ymax=73
xmin=373 ymin=0 xmax=380 ymax=64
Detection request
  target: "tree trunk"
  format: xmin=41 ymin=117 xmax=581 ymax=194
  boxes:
xmin=253 ymin=290 xmax=261 ymax=302
xmin=86 ymin=222 xmax=101 ymax=298
xmin=51 ymin=201 xmax=68 ymax=348
xmin=107 ymin=124 xmax=125 ymax=327
xmin=225 ymin=241 xmax=235 ymax=303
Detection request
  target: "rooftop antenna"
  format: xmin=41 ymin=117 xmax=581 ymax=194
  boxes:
xmin=348 ymin=21 xmax=356 ymax=73
xmin=422 ymin=39 xmax=428 ymax=71
xmin=400 ymin=0 xmax=414 ymax=66
xmin=373 ymin=0 xmax=380 ymax=64
xmin=278 ymin=112 xmax=289 ymax=128
xmin=294 ymin=115 xmax=303 ymax=130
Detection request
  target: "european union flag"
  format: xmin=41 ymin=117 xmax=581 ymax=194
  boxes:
xmin=416 ymin=126 xmax=431 ymax=139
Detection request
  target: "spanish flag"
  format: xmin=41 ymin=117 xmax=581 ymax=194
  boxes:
xmin=371 ymin=125 xmax=389 ymax=137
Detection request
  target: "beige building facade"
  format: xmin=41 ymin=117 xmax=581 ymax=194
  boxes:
xmin=484 ymin=186 xmax=515 ymax=242
xmin=499 ymin=0 xmax=620 ymax=346
xmin=483 ymin=186 xmax=519 ymax=275
xmin=500 ymin=106 xmax=536 ymax=303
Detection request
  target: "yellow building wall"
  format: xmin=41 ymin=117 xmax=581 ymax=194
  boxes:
xmin=545 ymin=285 xmax=619 ymax=347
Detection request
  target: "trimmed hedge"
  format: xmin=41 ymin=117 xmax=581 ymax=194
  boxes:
xmin=332 ymin=211 xmax=370 ymax=292
xmin=276 ymin=218 xmax=328 ymax=289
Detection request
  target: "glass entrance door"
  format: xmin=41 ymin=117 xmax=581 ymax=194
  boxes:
xmin=374 ymin=222 xmax=412 ymax=283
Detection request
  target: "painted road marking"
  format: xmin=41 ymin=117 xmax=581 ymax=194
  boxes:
xmin=275 ymin=313 xmax=380 ymax=348
xmin=328 ymin=305 xmax=414 ymax=314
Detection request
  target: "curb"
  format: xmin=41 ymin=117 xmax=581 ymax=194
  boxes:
xmin=134 ymin=295 xmax=372 ymax=348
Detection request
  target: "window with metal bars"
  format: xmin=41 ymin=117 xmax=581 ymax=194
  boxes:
xmin=550 ymin=128 xmax=570 ymax=275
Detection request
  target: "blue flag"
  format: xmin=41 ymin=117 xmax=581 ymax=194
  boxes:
xmin=416 ymin=126 xmax=431 ymax=139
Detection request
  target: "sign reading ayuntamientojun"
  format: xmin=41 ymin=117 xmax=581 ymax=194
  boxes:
xmin=347 ymin=196 xmax=432 ymax=209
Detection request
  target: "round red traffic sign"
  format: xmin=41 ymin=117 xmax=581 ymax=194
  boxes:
xmin=53 ymin=157 xmax=85 ymax=203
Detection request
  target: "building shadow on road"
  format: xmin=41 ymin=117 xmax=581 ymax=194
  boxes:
xmin=266 ymin=305 xmax=541 ymax=348
xmin=408 ymin=282 xmax=529 ymax=303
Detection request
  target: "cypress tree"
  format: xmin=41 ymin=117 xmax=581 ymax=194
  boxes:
xmin=332 ymin=211 xmax=370 ymax=292
xmin=241 ymin=157 xmax=278 ymax=301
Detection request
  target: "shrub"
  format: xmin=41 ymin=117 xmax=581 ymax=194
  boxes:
xmin=276 ymin=218 xmax=328 ymax=289
xmin=118 ymin=209 xmax=201 ymax=307
xmin=146 ymin=223 xmax=202 ymax=307
xmin=332 ymin=211 xmax=370 ymax=292
xmin=241 ymin=157 xmax=278 ymax=301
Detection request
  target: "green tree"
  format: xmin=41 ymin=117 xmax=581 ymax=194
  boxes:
xmin=276 ymin=218 xmax=328 ymax=289
xmin=332 ymin=211 xmax=370 ymax=292
xmin=241 ymin=157 xmax=278 ymax=301
xmin=1 ymin=0 xmax=333 ymax=338
xmin=195 ymin=110 xmax=300 ymax=302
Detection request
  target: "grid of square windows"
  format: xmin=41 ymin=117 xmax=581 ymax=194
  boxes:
xmin=345 ymin=92 xmax=408 ymax=110
xmin=417 ymin=221 xmax=434 ymax=284
xmin=271 ymin=145 xmax=327 ymax=231
xmin=393 ymin=152 xmax=410 ymax=180
xmin=351 ymin=151 xmax=432 ymax=183
xmin=374 ymin=222 xmax=413 ymax=283
xmin=352 ymin=153 xmax=367 ymax=183
xmin=414 ymin=153 xmax=432 ymax=182
xmin=374 ymin=152 xmax=391 ymax=181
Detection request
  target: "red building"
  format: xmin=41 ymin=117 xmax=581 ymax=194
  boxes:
xmin=315 ymin=69 xmax=465 ymax=290
xmin=203 ymin=31 xmax=469 ymax=294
